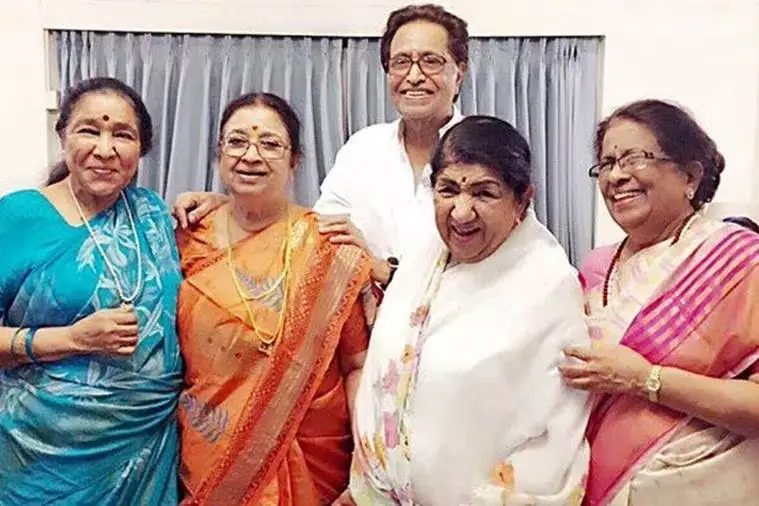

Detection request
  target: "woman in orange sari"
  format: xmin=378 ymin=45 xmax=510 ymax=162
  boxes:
xmin=176 ymin=92 xmax=373 ymax=505
xmin=561 ymin=99 xmax=759 ymax=505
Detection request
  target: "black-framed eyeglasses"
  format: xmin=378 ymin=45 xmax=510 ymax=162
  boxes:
xmin=388 ymin=52 xmax=448 ymax=76
xmin=588 ymin=150 xmax=674 ymax=178
xmin=220 ymin=135 xmax=290 ymax=161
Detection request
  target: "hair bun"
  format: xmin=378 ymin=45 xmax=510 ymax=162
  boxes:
xmin=710 ymin=151 xmax=726 ymax=175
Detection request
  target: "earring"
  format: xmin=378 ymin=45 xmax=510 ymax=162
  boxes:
xmin=686 ymin=188 xmax=695 ymax=200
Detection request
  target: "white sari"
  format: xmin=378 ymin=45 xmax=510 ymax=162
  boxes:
xmin=350 ymin=213 xmax=591 ymax=505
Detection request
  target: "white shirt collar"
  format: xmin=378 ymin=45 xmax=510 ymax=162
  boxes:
xmin=394 ymin=107 xmax=464 ymax=145
xmin=440 ymin=106 xmax=465 ymax=136
xmin=395 ymin=107 xmax=464 ymax=186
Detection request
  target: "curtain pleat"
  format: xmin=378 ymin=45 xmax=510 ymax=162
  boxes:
xmin=53 ymin=31 xmax=345 ymax=207
xmin=53 ymin=31 xmax=599 ymax=263
xmin=341 ymin=37 xmax=600 ymax=262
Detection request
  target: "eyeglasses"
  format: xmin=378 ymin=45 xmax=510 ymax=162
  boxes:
xmin=220 ymin=135 xmax=290 ymax=161
xmin=388 ymin=52 xmax=448 ymax=76
xmin=588 ymin=150 xmax=674 ymax=178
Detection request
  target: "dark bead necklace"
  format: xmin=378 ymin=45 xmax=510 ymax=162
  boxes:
xmin=601 ymin=213 xmax=696 ymax=307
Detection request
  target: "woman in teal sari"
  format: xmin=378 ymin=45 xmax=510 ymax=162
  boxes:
xmin=0 ymin=77 xmax=182 ymax=504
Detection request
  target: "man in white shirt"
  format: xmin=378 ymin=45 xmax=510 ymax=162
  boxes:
xmin=314 ymin=4 xmax=468 ymax=286
xmin=314 ymin=110 xmax=464 ymax=280
xmin=173 ymin=4 xmax=469 ymax=286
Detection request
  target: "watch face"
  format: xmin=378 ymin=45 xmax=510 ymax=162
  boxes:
xmin=646 ymin=377 xmax=661 ymax=390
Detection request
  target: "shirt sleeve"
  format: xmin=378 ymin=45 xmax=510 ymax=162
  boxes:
xmin=313 ymin=137 xmax=359 ymax=217
xmin=579 ymin=245 xmax=616 ymax=293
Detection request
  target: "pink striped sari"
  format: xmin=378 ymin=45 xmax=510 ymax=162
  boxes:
xmin=584 ymin=217 xmax=759 ymax=506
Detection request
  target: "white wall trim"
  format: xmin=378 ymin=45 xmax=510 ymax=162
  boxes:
xmin=40 ymin=0 xmax=608 ymax=37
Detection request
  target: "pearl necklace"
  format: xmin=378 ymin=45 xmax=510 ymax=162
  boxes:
xmin=67 ymin=179 xmax=143 ymax=310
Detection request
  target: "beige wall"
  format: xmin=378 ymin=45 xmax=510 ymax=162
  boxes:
xmin=0 ymin=0 xmax=49 ymax=193
xmin=3 ymin=0 xmax=759 ymax=246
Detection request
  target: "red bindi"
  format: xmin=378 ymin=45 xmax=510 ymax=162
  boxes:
xmin=102 ymin=114 xmax=110 ymax=122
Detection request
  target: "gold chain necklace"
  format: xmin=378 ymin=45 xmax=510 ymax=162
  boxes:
xmin=67 ymin=178 xmax=143 ymax=310
xmin=226 ymin=208 xmax=293 ymax=356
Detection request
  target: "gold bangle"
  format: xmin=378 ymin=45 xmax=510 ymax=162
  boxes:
xmin=9 ymin=328 xmax=25 ymax=362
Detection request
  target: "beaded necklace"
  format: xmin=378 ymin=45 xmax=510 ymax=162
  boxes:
xmin=67 ymin=178 xmax=142 ymax=310
xmin=601 ymin=213 xmax=696 ymax=307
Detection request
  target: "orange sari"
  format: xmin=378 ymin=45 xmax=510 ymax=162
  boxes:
xmin=176 ymin=207 xmax=372 ymax=505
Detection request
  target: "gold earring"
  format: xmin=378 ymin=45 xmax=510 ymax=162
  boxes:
xmin=686 ymin=188 xmax=695 ymax=200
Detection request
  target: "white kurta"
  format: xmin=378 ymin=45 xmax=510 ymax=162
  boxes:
xmin=314 ymin=111 xmax=463 ymax=260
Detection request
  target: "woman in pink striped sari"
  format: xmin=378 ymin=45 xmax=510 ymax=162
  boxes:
xmin=560 ymin=99 xmax=759 ymax=506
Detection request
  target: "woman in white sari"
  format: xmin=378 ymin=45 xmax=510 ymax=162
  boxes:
xmin=339 ymin=116 xmax=591 ymax=505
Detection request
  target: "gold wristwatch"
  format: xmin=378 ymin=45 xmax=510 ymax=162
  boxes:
xmin=645 ymin=365 xmax=663 ymax=403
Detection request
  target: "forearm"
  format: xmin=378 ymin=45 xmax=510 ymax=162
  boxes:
xmin=0 ymin=326 xmax=80 ymax=369
xmin=345 ymin=367 xmax=363 ymax=418
xmin=651 ymin=366 xmax=759 ymax=438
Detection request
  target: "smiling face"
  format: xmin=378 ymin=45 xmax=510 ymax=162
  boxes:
xmin=61 ymin=91 xmax=142 ymax=198
xmin=387 ymin=20 xmax=465 ymax=123
xmin=217 ymin=104 xmax=295 ymax=205
xmin=433 ymin=162 xmax=532 ymax=263
xmin=599 ymin=119 xmax=700 ymax=237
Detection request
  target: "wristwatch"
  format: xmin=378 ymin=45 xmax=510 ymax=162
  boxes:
xmin=382 ymin=257 xmax=399 ymax=290
xmin=645 ymin=365 xmax=663 ymax=403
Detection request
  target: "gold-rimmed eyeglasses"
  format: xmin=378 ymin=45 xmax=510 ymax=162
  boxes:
xmin=220 ymin=135 xmax=290 ymax=161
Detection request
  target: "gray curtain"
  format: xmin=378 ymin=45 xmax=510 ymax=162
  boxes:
xmin=344 ymin=37 xmax=600 ymax=264
xmin=54 ymin=32 xmax=599 ymax=263
xmin=53 ymin=31 xmax=344 ymax=206
xmin=344 ymin=38 xmax=397 ymax=132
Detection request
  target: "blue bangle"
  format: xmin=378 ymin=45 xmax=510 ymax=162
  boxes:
xmin=24 ymin=327 xmax=40 ymax=364
xmin=9 ymin=328 xmax=24 ymax=361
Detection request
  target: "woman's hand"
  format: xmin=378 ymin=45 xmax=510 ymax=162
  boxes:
xmin=559 ymin=342 xmax=652 ymax=397
xmin=172 ymin=191 xmax=229 ymax=229
xmin=561 ymin=343 xmax=759 ymax=438
xmin=332 ymin=489 xmax=357 ymax=506
xmin=318 ymin=214 xmax=369 ymax=249
xmin=318 ymin=215 xmax=390 ymax=284
xmin=68 ymin=308 xmax=140 ymax=357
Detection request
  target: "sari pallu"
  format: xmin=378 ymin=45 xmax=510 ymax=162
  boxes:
xmin=351 ymin=212 xmax=591 ymax=505
xmin=0 ymin=188 xmax=183 ymax=505
xmin=177 ymin=208 xmax=372 ymax=505
xmin=584 ymin=219 xmax=759 ymax=506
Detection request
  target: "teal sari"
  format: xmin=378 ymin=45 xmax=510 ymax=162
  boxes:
xmin=0 ymin=186 xmax=183 ymax=505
